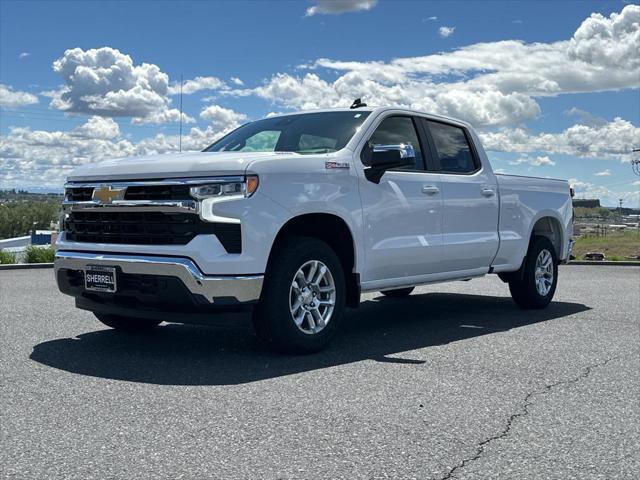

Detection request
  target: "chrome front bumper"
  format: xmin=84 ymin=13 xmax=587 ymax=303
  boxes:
xmin=54 ymin=251 xmax=263 ymax=304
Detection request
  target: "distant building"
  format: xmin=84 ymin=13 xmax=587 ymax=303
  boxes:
xmin=573 ymin=199 xmax=600 ymax=208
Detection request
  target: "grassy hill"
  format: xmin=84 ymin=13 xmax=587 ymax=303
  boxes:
xmin=573 ymin=230 xmax=640 ymax=261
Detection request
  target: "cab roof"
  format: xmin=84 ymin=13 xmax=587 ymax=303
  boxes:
xmin=264 ymin=106 xmax=472 ymax=129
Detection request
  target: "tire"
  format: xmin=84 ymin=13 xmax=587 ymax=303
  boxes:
xmin=380 ymin=287 xmax=415 ymax=298
xmin=508 ymin=236 xmax=558 ymax=309
xmin=94 ymin=313 xmax=162 ymax=332
xmin=252 ymin=236 xmax=346 ymax=354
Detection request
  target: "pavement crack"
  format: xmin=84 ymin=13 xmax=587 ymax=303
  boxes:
xmin=434 ymin=355 xmax=622 ymax=480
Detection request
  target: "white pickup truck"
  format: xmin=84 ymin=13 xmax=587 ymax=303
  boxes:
xmin=55 ymin=105 xmax=573 ymax=353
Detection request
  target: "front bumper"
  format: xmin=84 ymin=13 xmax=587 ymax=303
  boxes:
xmin=54 ymin=250 xmax=263 ymax=305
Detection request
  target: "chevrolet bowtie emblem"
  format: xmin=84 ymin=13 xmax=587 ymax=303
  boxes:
xmin=92 ymin=185 xmax=126 ymax=204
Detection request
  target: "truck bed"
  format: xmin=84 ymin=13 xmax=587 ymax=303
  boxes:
xmin=492 ymin=173 xmax=573 ymax=272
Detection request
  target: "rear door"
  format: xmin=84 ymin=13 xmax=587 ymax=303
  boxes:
xmin=420 ymin=119 xmax=499 ymax=273
xmin=357 ymin=115 xmax=444 ymax=282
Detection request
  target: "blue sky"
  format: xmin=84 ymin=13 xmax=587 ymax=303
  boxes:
xmin=0 ymin=0 xmax=639 ymax=206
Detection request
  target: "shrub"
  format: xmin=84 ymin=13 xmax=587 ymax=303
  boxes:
xmin=0 ymin=249 xmax=17 ymax=264
xmin=24 ymin=245 xmax=55 ymax=263
xmin=609 ymin=255 xmax=622 ymax=261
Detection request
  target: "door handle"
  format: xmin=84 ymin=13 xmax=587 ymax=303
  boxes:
xmin=481 ymin=187 xmax=495 ymax=197
xmin=422 ymin=185 xmax=440 ymax=195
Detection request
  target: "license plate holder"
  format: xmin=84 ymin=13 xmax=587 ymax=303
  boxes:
xmin=84 ymin=265 xmax=117 ymax=293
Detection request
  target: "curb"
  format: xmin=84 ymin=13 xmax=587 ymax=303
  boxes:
xmin=0 ymin=263 xmax=54 ymax=270
xmin=566 ymin=261 xmax=640 ymax=266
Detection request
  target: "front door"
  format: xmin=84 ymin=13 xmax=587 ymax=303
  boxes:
xmin=358 ymin=115 xmax=444 ymax=283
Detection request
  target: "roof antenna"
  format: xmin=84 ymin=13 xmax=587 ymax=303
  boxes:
xmin=179 ymin=74 xmax=183 ymax=153
xmin=350 ymin=98 xmax=367 ymax=109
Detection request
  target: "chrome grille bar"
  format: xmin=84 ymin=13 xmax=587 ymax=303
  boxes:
xmin=62 ymin=199 xmax=199 ymax=214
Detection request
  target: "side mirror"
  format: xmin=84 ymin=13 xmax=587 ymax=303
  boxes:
xmin=364 ymin=144 xmax=416 ymax=183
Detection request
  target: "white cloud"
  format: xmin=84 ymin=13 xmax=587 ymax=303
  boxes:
xmin=632 ymin=180 xmax=640 ymax=186
xmin=565 ymin=107 xmax=607 ymax=127
xmin=167 ymin=76 xmax=227 ymax=95
xmin=125 ymin=106 xmax=246 ymax=156
xmin=594 ymin=169 xmax=611 ymax=176
xmin=0 ymin=117 xmax=135 ymax=189
xmin=244 ymin=5 xmax=639 ymax=127
xmin=199 ymin=104 xmax=247 ymax=127
xmin=0 ymin=104 xmax=249 ymax=189
xmin=19 ymin=52 xmax=30 ymax=59
xmin=305 ymin=0 xmax=377 ymax=16
xmin=480 ymin=118 xmax=640 ymax=161
xmin=0 ymin=84 xmax=39 ymax=108
xmin=425 ymin=16 xmax=438 ymax=21
xmin=49 ymin=47 xmax=183 ymax=124
xmin=568 ymin=6 xmax=640 ymax=70
xmin=131 ymin=109 xmax=195 ymax=125
xmin=72 ymin=116 xmax=121 ymax=140
xmin=568 ymin=177 xmax=640 ymax=206
xmin=230 ymin=77 xmax=244 ymax=86
xmin=568 ymin=178 xmax=594 ymax=190
xmin=245 ymin=71 xmax=541 ymax=126
xmin=438 ymin=26 xmax=455 ymax=38
xmin=509 ymin=155 xmax=556 ymax=166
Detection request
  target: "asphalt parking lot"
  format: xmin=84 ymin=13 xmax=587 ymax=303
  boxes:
xmin=1 ymin=265 xmax=638 ymax=479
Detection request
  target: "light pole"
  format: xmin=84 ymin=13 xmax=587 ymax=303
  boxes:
xmin=618 ymin=199 xmax=623 ymax=223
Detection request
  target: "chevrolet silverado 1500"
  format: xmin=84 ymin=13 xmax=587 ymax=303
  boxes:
xmin=55 ymin=106 xmax=573 ymax=352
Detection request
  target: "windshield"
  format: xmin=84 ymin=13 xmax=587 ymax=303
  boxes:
xmin=204 ymin=111 xmax=371 ymax=154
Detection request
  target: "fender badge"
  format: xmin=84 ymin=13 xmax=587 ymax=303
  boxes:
xmin=325 ymin=161 xmax=350 ymax=170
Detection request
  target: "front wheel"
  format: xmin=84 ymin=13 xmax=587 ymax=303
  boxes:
xmin=508 ymin=236 xmax=558 ymax=309
xmin=94 ymin=313 xmax=161 ymax=332
xmin=252 ymin=237 xmax=346 ymax=354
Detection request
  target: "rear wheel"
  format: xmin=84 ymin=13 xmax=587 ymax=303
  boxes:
xmin=508 ymin=236 xmax=558 ymax=309
xmin=252 ymin=237 xmax=345 ymax=354
xmin=380 ymin=287 xmax=415 ymax=298
xmin=94 ymin=313 xmax=161 ymax=332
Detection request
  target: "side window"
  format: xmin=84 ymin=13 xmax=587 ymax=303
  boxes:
xmin=361 ymin=116 xmax=425 ymax=170
xmin=426 ymin=121 xmax=477 ymax=173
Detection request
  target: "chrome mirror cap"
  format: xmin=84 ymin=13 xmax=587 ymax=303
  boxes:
xmin=372 ymin=143 xmax=416 ymax=159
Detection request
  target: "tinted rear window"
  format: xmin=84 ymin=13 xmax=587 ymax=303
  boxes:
xmin=427 ymin=121 xmax=477 ymax=173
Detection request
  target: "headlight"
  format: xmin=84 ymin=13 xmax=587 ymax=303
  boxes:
xmin=190 ymin=175 xmax=259 ymax=199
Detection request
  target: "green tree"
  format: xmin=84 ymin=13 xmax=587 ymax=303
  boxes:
xmin=0 ymin=200 xmax=61 ymax=239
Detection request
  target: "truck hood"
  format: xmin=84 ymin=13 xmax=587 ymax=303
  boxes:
xmin=66 ymin=151 xmax=303 ymax=182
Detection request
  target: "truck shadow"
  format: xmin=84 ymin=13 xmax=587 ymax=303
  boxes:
xmin=30 ymin=293 xmax=590 ymax=386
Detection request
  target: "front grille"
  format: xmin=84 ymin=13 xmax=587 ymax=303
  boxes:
xmin=65 ymin=185 xmax=193 ymax=201
xmin=64 ymin=211 xmax=241 ymax=252
xmin=65 ymin=211 xmax=201 ymax=245
xmin=124 ymin=185 xmax=191 ymax=200
xmin=65 ymin=187 xmax=94 ymax=202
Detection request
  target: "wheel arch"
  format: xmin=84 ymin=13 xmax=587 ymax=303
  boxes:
xmin=530 ymin=214 xmax=564 ymax=260
xmin=499 ymin=213 xmax=564 ymax=284
xmin=267 ymin=213 xmax=361 ymax=308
